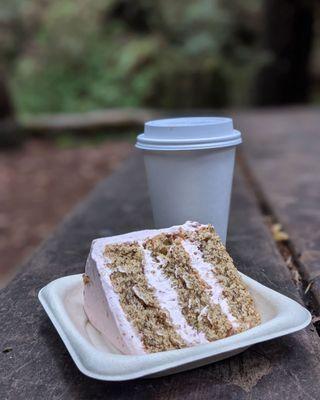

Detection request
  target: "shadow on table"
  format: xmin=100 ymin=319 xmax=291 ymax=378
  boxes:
xmin=39 ymin=314 xmax=299 ymax=399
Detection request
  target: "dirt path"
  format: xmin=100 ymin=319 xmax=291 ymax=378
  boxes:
xmin=0 ymin=139 xmax=132 ymax=287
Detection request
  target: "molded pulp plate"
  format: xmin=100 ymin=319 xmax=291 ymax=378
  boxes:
xmin=38 ymin=273 xmax=311 ymax=381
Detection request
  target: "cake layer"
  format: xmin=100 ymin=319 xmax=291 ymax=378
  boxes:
xmin=83 ymin=221 xmax=261 ymax=354
xmin=144 ymin=234 xmax=234 ymax=341
xmin=141 ymin=246 xmax=208 ymax=346
xmin=104 ymin=242 xmax=186 ymax=353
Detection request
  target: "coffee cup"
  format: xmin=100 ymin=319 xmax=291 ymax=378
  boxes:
xmin=136 ymin=117 xmax=242 ymax=244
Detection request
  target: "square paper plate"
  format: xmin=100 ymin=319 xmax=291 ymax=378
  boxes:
xmin=38 ymin=273 xmax=311 ymax=381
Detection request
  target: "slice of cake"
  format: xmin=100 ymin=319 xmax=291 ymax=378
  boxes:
xmin=83 ymin=221 xmax=260 ymax=355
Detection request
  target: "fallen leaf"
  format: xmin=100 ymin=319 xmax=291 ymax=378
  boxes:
xmin=271 ymin=223 xmax=289 ymax=242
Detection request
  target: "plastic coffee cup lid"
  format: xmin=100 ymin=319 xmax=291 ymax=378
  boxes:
xmin=136 ymin=117 xmax=242 ymax=151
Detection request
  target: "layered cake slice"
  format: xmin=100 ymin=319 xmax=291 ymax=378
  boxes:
xmin=83 ymin=221 xmax=260 ymax=355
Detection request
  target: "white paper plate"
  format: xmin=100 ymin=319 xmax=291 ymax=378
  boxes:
xmin=38 ymin=273 xmax=311 ymax=381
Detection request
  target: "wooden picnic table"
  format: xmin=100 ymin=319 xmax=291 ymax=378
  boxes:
xmin=1 ymin=107 xmax=320 ymax=400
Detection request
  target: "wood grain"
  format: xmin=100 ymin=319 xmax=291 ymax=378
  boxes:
xmin=235 ymin=107 xmax=320 ymax=310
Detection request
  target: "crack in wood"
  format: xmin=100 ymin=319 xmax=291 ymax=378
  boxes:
xmin=238 ymin=151 xmax=320 ymax=335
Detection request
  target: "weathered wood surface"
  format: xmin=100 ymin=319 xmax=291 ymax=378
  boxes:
xmin=22 ymin=108 xmax=163 ymax=134
xmin=234 ymin=107 xmax=320 ymax=310
xmin=1 ymin=153 xmax=320 ymax=400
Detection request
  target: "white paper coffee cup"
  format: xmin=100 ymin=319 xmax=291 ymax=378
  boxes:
xmin=136 ymin=117 xmax=242 ymax=243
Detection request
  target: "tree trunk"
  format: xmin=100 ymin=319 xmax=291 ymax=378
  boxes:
xmin=0 ymin=72 xmax=14 ymax=119
xmin=0 ymin=70 xmax=22 ymax=147
xmin=254 ymin=0 xmax=314 ymax=105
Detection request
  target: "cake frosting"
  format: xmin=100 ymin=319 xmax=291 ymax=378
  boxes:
xmin=181 ymin=239 xmax=239 ymax=329
xmin=84 ymin=238 xmax=145 ymax=354
xmin=141 ymin=246 xmax=208 ymax=346
xmin=83 ymin=221 xmax=260 ymax=354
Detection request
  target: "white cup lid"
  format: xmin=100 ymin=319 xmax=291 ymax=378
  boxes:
xmin=136 ymin=117 xmax=242 ymax=151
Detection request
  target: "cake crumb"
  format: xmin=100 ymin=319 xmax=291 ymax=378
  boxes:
xmin=82 ymin=274 xmax=90 ymax=285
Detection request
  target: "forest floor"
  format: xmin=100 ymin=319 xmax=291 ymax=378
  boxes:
xmin=0 ymin=137 xmax=132 ymax=287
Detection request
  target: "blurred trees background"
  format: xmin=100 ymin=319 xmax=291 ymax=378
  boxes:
xmin=0 ymin=0 xmax=318 ymax=117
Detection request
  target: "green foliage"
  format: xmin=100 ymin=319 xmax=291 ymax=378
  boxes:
xmin=0 ymin=0 xmax=267 ymax=115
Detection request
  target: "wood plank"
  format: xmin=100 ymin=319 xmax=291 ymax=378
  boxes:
xmin=22 ymin=108 xmax=164 ymax=134
xmin=235 ymin=107 xmax=320 ymax=310
xmin=1 ymin=153 xmax=320 ymax=400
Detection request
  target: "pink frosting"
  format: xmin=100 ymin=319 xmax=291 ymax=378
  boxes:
xmin=181 ymin=239 xmax=239 ymax=329
xmin=84 ymin=238 xmax=146 ymax=354
xmin=141 ymin=246 xmax=208 ymax=346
